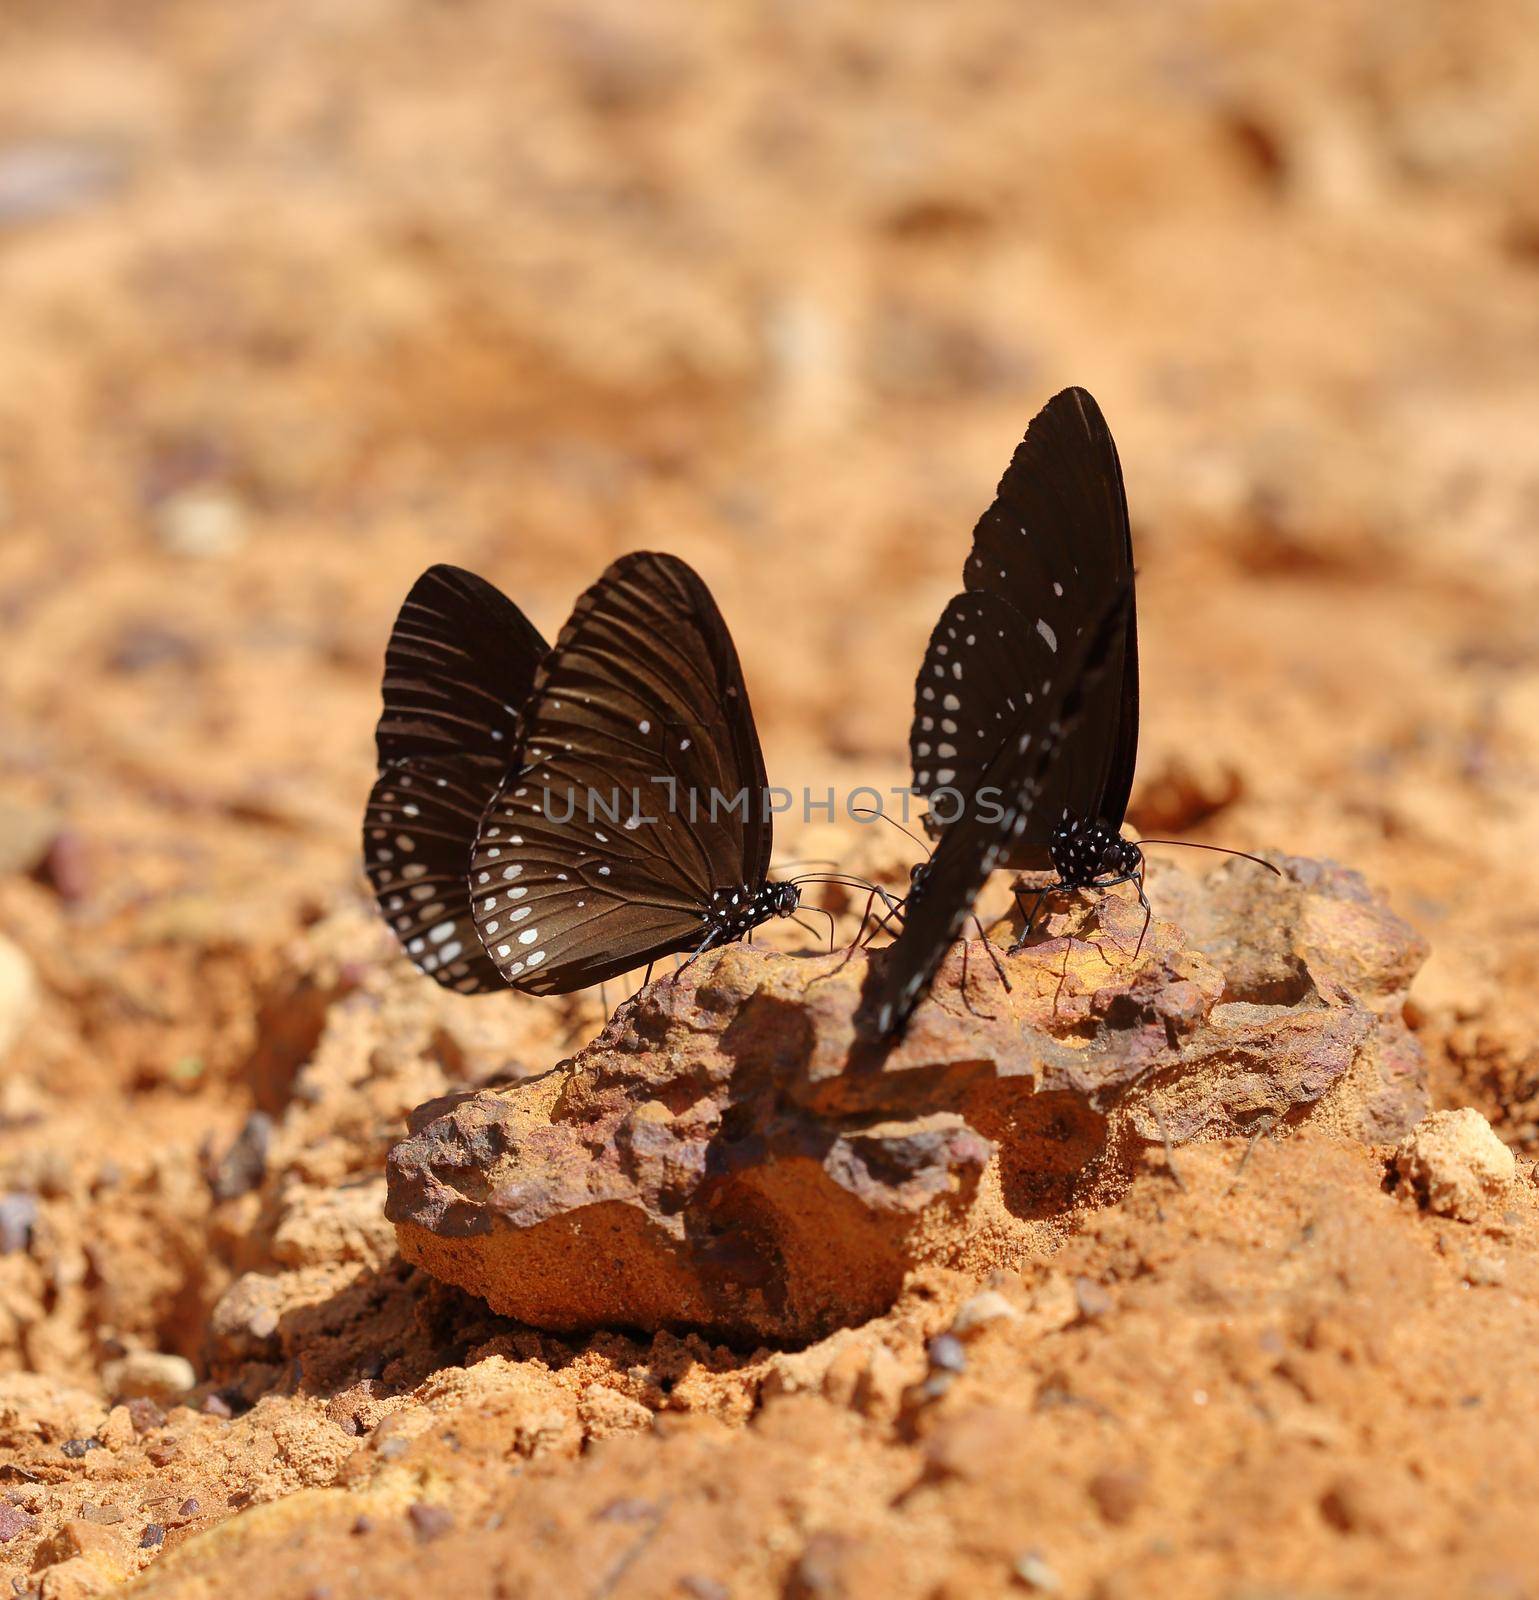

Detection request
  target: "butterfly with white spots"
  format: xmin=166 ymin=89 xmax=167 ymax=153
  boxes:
xmin=873 ymin=387 xmax=1142 ymax=1039
xmin=470 ymin=551 xmax=799 ymax=995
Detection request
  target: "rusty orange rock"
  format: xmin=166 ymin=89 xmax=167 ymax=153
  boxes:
xmin=388 ymin=857 xmax=1427 ymax=1342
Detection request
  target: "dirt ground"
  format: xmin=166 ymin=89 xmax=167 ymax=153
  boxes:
xmin=3 ymin=1 xmax=1539 ymax=1595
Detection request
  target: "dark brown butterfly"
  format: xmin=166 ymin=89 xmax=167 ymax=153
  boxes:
xmin=469 ymin=551 xmax=799 ymax=995
xmin=910 ymin=386 xmax=1139 ymax=886
xmin=872 ymin=388 xmax=1141 ymax=1039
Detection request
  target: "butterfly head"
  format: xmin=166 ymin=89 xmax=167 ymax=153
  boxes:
xmin=765 ymin=881 xmax=802 ymax=920
xmin=1049 ymin=812 xmax=1142 ymax=890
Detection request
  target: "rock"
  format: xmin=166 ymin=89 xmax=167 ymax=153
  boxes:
xmin=0 ymin=932 xmax=38 ymax=1065
xmin=100 ymin=1351 xmax=196 ymax=1407
xmin=36 ymin=1556 xmax=111 ymax=1600
xmin=1394 ymin=1108 xmax=1515 ymax=1221
xmin=0 ymin=1190 xmax=39 ymax=1254
xmin=208 ymin=1273 xmax=286 ymax=1362
xmin=152 ymin=486 xmax=249 ymax=558
xmin=0 ymin=1502 xmax=37 ymax=1541
xmin=207 ymin=1111 xmax=272 ymax=1202
xmin=949 ymin=1290 xmax=1021 ymax=1337
xmin=270 ymin=1179 xmax=395 ymax=1269
xmin=388 ymin=857 xmax=1427 ymax=1342
xmin=1013 ymin=1550 xmax=1063 ymax=1592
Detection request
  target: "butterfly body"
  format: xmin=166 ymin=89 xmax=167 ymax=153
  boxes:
xmin=703 ymin=881 xmax=801 ymax=946
xmin=1049 ymin=812 xmax=1142 ymax=890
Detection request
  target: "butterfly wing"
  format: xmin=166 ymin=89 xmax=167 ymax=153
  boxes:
xmin=875 ymin=585 xmax=1133 ymax=1040
xmin=471 ymin=552 xmax=772 ymax=995
xmin=908 ymin=591 xmax=1059 ymax=844
xmin=364 ymin=565 xmax=549 ymax=994
xmin=373 ymin=564 xmax=548 ymax=767
xmin=923 ymin=386 xmax=1136 ymax=855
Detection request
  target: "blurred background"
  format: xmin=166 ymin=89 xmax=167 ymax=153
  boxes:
xmin=2 ymin=0 xmax=1538 ymax=1159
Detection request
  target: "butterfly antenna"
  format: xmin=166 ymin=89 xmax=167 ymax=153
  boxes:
xmin=1138 ymin=839 xmax=1283 ymax=877
xmin=792 ymin=906 xmax=838 ymax=951
xmin=789 ymin=870 xmax=890 ymax=895
xmin=849 ymin=804 xmax=932 ymax=857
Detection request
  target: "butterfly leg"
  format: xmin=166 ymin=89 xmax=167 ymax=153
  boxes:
xmin=807 ymin=887 xmax=908 ymax=988
xmin=958 ymin=937 xmax=982 ymax=1019
xmin=1006 ymin=887 xmax=1052 ymax=956
xmin=974 ymin=915 xmax=1012 ymax=995
xmin=1052 ymin=930 xmax=1076 ymax=1013
xmin=791 ymin=907 xmax=837 ymax=950
xmin=958 ymin=918 xmax=1012 ymax=1021
xmin=668 ymin=930 xmax=722 ymax=987
xmin=813 ymin=886 xmax=882 ymax=980
xmin=1133 ymin=867 xmax=1152 ymax=959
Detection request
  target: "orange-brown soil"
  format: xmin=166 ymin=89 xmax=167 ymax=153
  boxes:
xmin=3 ymin=2 xmax=1539 ymax=1595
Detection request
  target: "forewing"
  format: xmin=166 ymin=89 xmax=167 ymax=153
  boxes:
xmin=874 ymin=585 xmax=1133 ymax=1040
xmin=471 ymin=551 xmax=772 ymax=995
xmin=963 ymin=386 xmax=1137 ymax=829
xmin=374 ymin=564 xmax=548 ymax=767
xmin=364 ymin=565 xmax=549 ymax=993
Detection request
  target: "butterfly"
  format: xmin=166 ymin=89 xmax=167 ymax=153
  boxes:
xmin=911 ymin=386 xmax=1140 ymax=894
xmin=469 ymin=551 xmax=802 ymax=995
xmin=363 ymin=564 xmax=549 ymax=994
xmin=870 ymin=387 xmax=1143 ymax=1038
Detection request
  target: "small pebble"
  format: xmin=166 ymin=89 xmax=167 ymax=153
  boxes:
xmin=596 ymin=1498 xmax=656 ymax=1524
xmin=1088 ymin=1466 xmax=1147 ymax=1526
xmin=0 ymin=1503 xmax=37 ymax=1542
xmin=126 ymin=1398 xmax=166 ymax=1435
xmin=1073 ymin=1277 xmax=1114 ymax=1319
xmin=209 ymin=1112 xmax=273 ymax=1202
xmin=176 ymin=1499 xmax=200 ymax=1521
xmin=927 ymin=1334 xmax=967 ymax=1374
xmin=102 ymin=1350 xmax=196 ymax=1407
xmin=139 ymin=1524 xmax=165 ymax=1548
xmin=60 ymin=1438 xmax=99 ymax=1460
xmin=0 ymin=1192 xmax=38 ymax=1256
xmin=33 ymin=831 xmax=91 ymax=903
xmin=154 ymin=485 xmax=249 ymax=558
xmin=1394 ymin=1108 xmax=1515 ymax=1222
xmin=1013 ymin=1551 xmax=1062 ymax=1592
xmin=407 ymin=1502 xmax=453 ymax=1544
xmin=950 ymin=1289 xmax=1021 ymax=1336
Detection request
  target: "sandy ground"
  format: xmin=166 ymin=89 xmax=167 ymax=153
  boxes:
xmin=2 ymin=0 xmax=1539 ymax=1595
